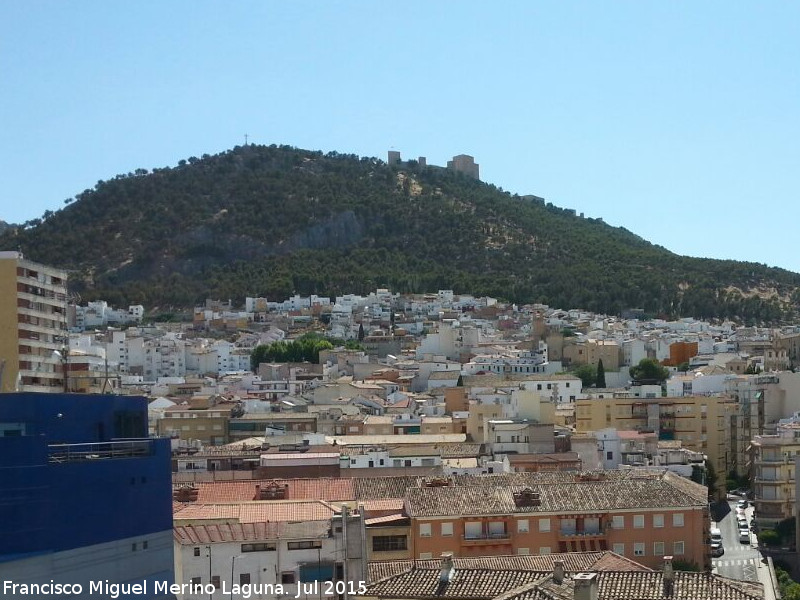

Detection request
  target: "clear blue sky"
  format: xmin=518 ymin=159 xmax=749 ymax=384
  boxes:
xmin=2 ymin=2 xmax=799 ymax=270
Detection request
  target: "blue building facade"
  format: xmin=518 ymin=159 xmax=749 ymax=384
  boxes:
xmin=0 ymin=393 xmax=174 ymax=598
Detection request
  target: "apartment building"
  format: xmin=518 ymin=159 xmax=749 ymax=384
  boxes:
xmin=576 ymin=395 xmax=738 ymax=496
xmin=0 ymin=251 xmax=68 ymax=392
xmin=158 ymin=405 xmax=234 ymax=445
xmin=229 ymin=413 xmax=318 ymax=441
xmin=403 ymin=470 xmax=710 ymax=571
xmin=173 ymin=504 xmax=366 ymax=600
xmin=751 ymin=423 xmax=800 ymax=527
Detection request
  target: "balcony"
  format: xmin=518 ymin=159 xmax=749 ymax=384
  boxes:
xmin=755 ymin=496 xmax=785 ymax=504
xmin=48 ymin=439 xmax=155 ymax=463
xmin=558 ymin=528 xmax=606 ymax=541
xmin=462 ymin=532 xmax=511 ymax=545
xmin=756 ymin=456 xmax=788 ymax=464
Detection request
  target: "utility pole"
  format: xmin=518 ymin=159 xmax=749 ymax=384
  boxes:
xmin=229 ymin=555 xmax=236 ymax=600
xmin=342 ymin=505 xmax=349 ymax=600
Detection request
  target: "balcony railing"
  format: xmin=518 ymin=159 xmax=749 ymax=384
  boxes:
xmin=559 ymin=529 xmax=606 ymax=540
xmin=463 ymin=532 xmax=511 ymax=542
xmin=48 ymin=439 xmax=154 ymax=463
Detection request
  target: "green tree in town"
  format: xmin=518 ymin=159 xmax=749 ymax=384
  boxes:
xmin=573 ymin=364 xmax=596 ymax=388
xmin=596 ymin=359 xmax=606 ymax=388
xmin=629 ymin=358 xmax=669 ymax=382
xmin=705 ymin=461 xmax=718 ymax=501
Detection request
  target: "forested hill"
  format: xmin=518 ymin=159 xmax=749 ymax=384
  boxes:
xmin=2 ymin=144 xmax=799 ymax=323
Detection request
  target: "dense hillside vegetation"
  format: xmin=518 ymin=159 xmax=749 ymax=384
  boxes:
xmin=2 ymin=144 xmax=799 ymax=323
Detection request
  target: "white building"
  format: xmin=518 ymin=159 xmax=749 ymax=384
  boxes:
xmin=173 ymin=508 xmax=366 ymax=600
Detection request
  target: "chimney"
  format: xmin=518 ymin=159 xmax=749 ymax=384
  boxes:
xmin=439 ymin=552 xmax=455 ymax=583
xmin=553 ymin=559 xmax=565 ymax=585
xmin=662 ymin=555 xmax=674 ymax=598
xmin=573 ymin=573 xmax=598 ymax=600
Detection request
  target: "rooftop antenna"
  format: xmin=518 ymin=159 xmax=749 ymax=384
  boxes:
xmin=244 ymin=134 xmax=249 ymax=146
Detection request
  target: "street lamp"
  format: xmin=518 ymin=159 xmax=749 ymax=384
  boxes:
xmin=205 ymin=545 xmax=212 ymax=600
xmin=229 ymin=555 xmax=236 ymax=600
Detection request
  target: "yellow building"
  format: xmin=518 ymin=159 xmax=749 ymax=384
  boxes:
xmin=751 ymin=423 xmax=800 ymax=527
xmin=576 ymin=395 xmax=738 ymax=497
xmin=0 ymin=252 xmax=68 ymax=393
xmin=157 ymin=405 xmax=234 ymax=445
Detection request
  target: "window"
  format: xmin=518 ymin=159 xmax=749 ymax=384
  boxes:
xmin=488 ymin=521 xmax=506 ymax=538
xmin=518 ymin=548 xmax=530 ymax=555
xmin=211 ymin=576 xmax=220 ymax=590
xmin=633 ymin=515 xmax=644 ymax=528
xmin=674 ymin=541 xmax=685 ymax=555
xmin=517 ymin=519 xmax=529 ymax=533
xmin=673 ymin=513 xmax=684 ymax=527
xmin=372 ymin=535 xmax=407 ymax=552
xmin=131 ymin=543 xmax=137 ymax=551
xmin=634 ymin=543 xmax=645 ymax=556
xmin=539 ymin=518 xmax=551 ymax=533
xmin=606 ymin=451 xmax=613 ymax=460
xmin=419 ymin=552 xmax=433 ymax=559
xmin=420 ymin=523 xmax=432 ymax=537
xmin=612 ymin=516 xmax=624 ymax=529
xmin=142 ymin=541 xmax=148 ymax=550
xmin=654 ymin=541 xmax=665 ymax=556
xmin=281 ymin=572 xmax=296 ymax=585
xmin=653 ymin=514 xmax=664 ymax=528
xmin=240 ymin=574 xmax=251 ymax=586
xmin=191 ymin=577 xmax=201 ymax=586
xmin=465 ymin=522 xmax=482 ymax=539
xmin=613 ymin=543 xmax=625 ymax=555
xmin=193 ymin=547 xmax=200 ymax=557
xmin=441 ymin=522 xmax=453 ymax=537
xmin=539 ymin=547 xmax=551 ymax=555
xmin=242 ymin=543 xmax=276 ymax=552
xmin=287 ymin=541 xmax=322 ymax=550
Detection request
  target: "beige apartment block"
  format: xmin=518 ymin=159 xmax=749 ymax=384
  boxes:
xmin=0 ymin=251 xmax=68 ymax=393
xmin=576 ymin=395 xmax=738 ymax=497
xmin=158 ymin=405 xmax=234 ymax=445
xmin=751 ymin=423 xmax=800 ymax=527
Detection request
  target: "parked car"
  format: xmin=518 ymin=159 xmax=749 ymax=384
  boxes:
xmin=711 ymin=528 xmax=723 ymax=544
xmin=711 ymin=541 xmax=724 ymax=557
xmin=737 ymin=516 xmax=748 ymax=529
xmin=737 ymin=499 xmax=749 ymax=509
xmin=739 ymin=529 xmax=750 ymax=543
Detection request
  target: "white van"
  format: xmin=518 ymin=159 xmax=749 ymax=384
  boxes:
xmin=710 ymin=528 xmax=723 ymax=543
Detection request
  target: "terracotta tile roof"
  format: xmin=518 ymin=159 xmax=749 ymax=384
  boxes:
xmin=174 ymin=520 xmax=330 ymax=544
xmin=173 ymin=500 xmax=338 ymax=523
xmin=364 ymin=514 xmax=409 ymax=526
xmin=367 ymin=552 xmax=623 ymax=582
xmin=352 ymin=475 xmax=421 ymax=500
xmin=187 ymin=478 xmax=355 ymax=503
xmin=438 ymin=443 xmax=484 ymax=458
xmin=360 ymin=498 xmax=406 ymax=513
xmin=366 ymin=562 xmax=764 ymax=600
xmin=367 ymin=567 xmax=548 ymax=599
xmin=405 ymin=472 xmax=707 ymax=517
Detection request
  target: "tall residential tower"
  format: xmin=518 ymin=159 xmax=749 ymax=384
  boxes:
xmin=0 ymin=251 xmax=68 ymax=393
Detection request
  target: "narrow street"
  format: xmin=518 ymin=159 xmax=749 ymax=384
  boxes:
xmin=711 ymin=500 xmax=762 ymax=582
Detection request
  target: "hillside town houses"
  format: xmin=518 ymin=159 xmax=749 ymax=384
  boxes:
xmin=10 ymin=258 xmax=800 ymax=598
